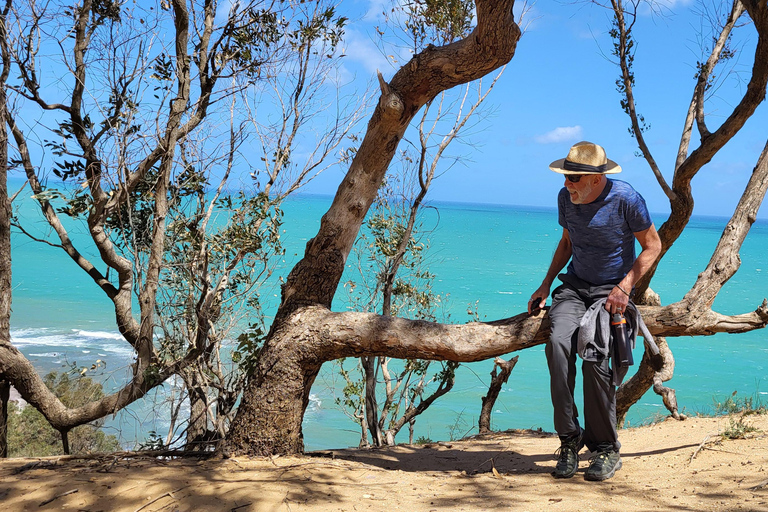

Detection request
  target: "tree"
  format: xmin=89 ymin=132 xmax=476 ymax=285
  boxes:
xmin=339 ymin=167 xmax=457 ymax=447
xmin=224 ymin=0 xmax=524 ymax=456
xmin=152 ymin=2 xmax=362 ymax=450
xmin=0 ymin=0 xmax=12 ymax=458
xmin=339 ymin=76 xmax=505 ymax=446
xmin=0 ymin=0 xmax=357 ymax=454
xmin=603 ymin=0 xmax=768 ymax=424
xmin=224 ymin=0 xmax=768 ymax=457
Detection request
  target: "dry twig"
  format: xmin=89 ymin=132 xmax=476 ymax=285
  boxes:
xmin=39 ymin=488 xmax=78 ymax=507
xmin=689 ymin=434 xmax=712 ymax=463
xmin=133 ymin=486 xmax=188 ymax=512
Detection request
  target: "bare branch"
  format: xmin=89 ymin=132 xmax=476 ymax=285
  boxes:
xmin=610 ymin=0 xmax=674 ymax=200
xmin=683 ymin=135 xmax=768 ymax=307
xmin=693 ymin=1 xmax=746 ymax=143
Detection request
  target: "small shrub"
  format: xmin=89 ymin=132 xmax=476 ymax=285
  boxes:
xmin=721 ymin=417 xmax=759 ymax=440
xmin=713 ymin=390 xmax=767 ymax=416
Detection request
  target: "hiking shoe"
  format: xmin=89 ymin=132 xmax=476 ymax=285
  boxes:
xmin=585 ymin=449 xmax=622 ymax=481
xmin=552 ymin=434 xmax=582 ymax=479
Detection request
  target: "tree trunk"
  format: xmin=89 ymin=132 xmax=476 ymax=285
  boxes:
xmin=362 ymin=356 xmax=383 ymax=446
xmin=61 ymin=429 xmax=70 ymax=455
xmin=479 ymin=356 xmax=518 ymax=434
xmin=185 ymin=374 xmax=211 ymax=451
xmin=225 ymin=319 xmax=323 ymax=456
xmin=0 ymin=379 xmax=8 ymax=458
xmin=0 ymin=0 xmax=11 ymax=459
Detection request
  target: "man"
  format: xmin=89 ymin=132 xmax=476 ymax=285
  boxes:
xmin=528 ymin=141 xmax=662 ymax=481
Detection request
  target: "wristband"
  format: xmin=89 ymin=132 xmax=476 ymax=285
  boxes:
xmin=616 ymin=284 xmax=631 ymax=297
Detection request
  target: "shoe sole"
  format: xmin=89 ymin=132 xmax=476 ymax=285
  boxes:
xmin=585 ymin=458 xmax=622 ymax=481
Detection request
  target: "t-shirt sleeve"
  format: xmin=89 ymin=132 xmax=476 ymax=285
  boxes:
xmin=624 ymin=189 xmax=653 ymax=233
xmin=558 ymin=188 xmax=568 ymax=229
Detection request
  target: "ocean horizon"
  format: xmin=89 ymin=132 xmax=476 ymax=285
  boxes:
xmin=8 ymin=188 xmax=768 ymax=450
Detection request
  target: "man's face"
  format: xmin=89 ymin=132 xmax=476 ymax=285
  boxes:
xmin=564 ymin=174 xmax=600 ymax=204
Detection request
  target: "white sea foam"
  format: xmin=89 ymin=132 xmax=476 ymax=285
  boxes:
xmin=74 ymin=329 xmax=126 ymax=341
xmin=11 ymin=327 xmax=135 ymax=359
xmin=307 ymin=393 xmax=322 ymax=411
xmin=11 ymin=330 xmax=84 ymax=348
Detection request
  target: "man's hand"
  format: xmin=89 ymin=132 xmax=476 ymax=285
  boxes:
xmin=604 ymin=223 xmax=660 ymax=316
xmin=605 ymin=285 xmax=629 ymax=315
xmin=528 ymin=285 xmax=550 ymax=314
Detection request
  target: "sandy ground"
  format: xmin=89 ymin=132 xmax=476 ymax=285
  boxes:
xmin=1 ymin=414 xmax=767 ymax=512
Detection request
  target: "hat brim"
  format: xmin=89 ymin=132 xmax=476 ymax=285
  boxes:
xmin=549 ymin=158 xmax=622 ymax=175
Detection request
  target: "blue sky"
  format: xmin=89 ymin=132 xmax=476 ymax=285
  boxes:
xmin=303 ymin=0 xmax=768 ymax=220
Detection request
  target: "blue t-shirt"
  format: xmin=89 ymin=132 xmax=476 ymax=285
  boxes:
xmin=558 ymin=179 xmax=652 ymax=286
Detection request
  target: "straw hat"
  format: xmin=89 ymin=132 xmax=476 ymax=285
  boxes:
xmin=549 ymin=141 xmax=621 ymax=175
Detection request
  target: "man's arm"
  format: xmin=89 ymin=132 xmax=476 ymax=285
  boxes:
xmin=605 ymin=223 xmax=662 ymax=314
xmin=528 ymin=228 xmax=572 ymax=313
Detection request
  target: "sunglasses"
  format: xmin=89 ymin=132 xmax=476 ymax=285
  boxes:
xmin=566 ymin=174 xmax=587 ymax=183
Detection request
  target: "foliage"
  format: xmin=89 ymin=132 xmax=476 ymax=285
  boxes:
xmin=713 ymin=390 xmax=766 ymax=416
xmin=345 ymin=172 xmax=446 ymax=321
xmin=405 ymin=0 xmax=475 ymax=47
xmin=137 ymin=430 xmax=166 ymax=451
xmin=720 ymin=417 xmax=760 ymax=440
xmin=333 ymin=357 xmax=366 ymax=422
xmin=7 ymin=372 xmax=121 ymax=457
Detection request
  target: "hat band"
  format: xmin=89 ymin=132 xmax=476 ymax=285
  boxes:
xmin=563 ymin=159 xmax=608 ymax=174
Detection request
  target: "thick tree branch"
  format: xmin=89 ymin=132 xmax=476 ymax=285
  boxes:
xmin=0 ymin=339 xmax=204 ymax=432
xmin=289 ymin=303 xmax=767 ymax=365
xmin=683 ymin=135 xmax=768 ymax=307
xmin=279 ymin=0 xmax=520 ymax=314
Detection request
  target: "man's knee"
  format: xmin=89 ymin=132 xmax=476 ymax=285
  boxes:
xmin=583 ymin=359 xmax=615 ymax=395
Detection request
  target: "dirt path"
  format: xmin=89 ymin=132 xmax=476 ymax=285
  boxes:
xmin=1 ymin=414 xmax=767 ymax=511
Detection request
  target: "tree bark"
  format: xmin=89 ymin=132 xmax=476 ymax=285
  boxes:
xmin=0 ymin=379 xmax=8 ymax=458
xmin=185 ymin=371 xmax=212 ymax=451
xmin=0 ymin=0 xmax=11 ymax=459
xmin=479 ymin=356 xmax=519 ymax=434
xmin=362 ymin=356 xmax=383 ymax=446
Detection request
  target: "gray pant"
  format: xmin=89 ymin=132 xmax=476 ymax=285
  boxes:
xmin=546 ymin=275 xmax=620 ymax=452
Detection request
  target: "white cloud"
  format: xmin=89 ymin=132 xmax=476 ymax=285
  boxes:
xmin=363 ymin=0 xmax=390 ymax=22
xmin=340 ymin=29 xmax=397 ymax=76
xmin=535 ymin=126 xmax=583 ymax=144
xmin=652 ymin=0 xmax=694 ymax=10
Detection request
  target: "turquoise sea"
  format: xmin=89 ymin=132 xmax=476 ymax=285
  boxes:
xmin=8 ymin=188 xmax=768 ymax=450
